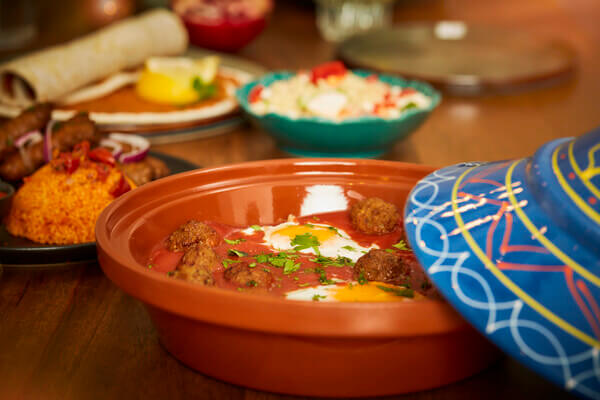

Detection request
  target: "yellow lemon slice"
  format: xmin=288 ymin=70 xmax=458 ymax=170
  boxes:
xmin=136 ymin=56 xmax=220 ymax=105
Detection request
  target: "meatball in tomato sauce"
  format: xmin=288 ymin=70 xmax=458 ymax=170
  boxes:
xmin=224 ymin=263 xmax=274 ymax=289
xmin=350 ymin=197 xmax=399 ymax=235
xmin=353 ymin=249 xmax=410 ymax=286
xmin=173 ymin=244 xmax=218 ymax=285
xmin=167 ymin=220 xmax=221 ymax=252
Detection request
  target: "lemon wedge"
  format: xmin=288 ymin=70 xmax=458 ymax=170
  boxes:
xmin=136 ymin=56 xmax=220 ymax=105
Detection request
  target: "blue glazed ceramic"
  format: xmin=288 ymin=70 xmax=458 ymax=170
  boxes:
xmin=404 ymin=128 xmax=600 ymax=399
xmin=235 ymin=71 xmax=441 ymax=158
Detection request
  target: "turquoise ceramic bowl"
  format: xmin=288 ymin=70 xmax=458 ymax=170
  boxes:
xmin=236 ymin=71 xmax=441 ymax=158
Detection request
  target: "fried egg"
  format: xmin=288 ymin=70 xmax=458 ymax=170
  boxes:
xmin=245 ymin=219 xmax=376 ymax=262
xmin=286 ymin=282 xmax=419 ymax=302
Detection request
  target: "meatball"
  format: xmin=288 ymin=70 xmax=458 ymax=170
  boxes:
xmin=350 ymin=197 xmax=399 ymax=235
xmin=167 ymin=220 xmax=220 ymax=252
xmin=353 ymin=249 xmax=410 ymax=286
xmin=224 ymin=263 xmax=274 ymax=289
xmin=173 ymin=244 xmax=218 ymax=285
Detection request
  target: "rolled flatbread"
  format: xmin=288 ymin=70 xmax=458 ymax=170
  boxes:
xmin=0 ymin=9 xmax=188 ymax=107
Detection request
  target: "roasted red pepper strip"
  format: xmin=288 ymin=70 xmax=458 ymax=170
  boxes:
xmin=88 ymin=147 xmax=116 ymax=166
xmin=248 ymin=85 xmax=263 ymax=103
xmin=61 ymin=153 xmax=80 ymax=174
xmin=310 ymin=61 xmax=347 ymax=84
xmin=110 ymin=174 xmax=131 ymax=198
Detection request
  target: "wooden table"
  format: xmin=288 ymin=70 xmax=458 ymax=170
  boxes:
xmin=2 ymin=0 xmax=599 ymax=398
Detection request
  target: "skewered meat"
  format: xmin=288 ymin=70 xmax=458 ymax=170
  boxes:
xmin=118 ymin=156 xmax=170 ymax=186
xmin=0 ymin=103 xmax=52 ymax=162
xmin=0 ymin=112 xmax=99 ymax=181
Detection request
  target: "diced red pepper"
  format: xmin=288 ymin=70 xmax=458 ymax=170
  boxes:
xmin=60 ymin=153 xmax=80 ymax=174
xmin=248 ymin=85 xmax=263 ymax=103
xmin=399 ymin=88 xmax=417 ymax=97
xmin=73 ymin=141 xmax=90 ymax=157
xmin=95 ymin=163 xmax=110 ymax=182
xmin=110 ymin=174 xmax=132 ymax=198
xmin=310 ymin=61 xmax=347 ymax=84
xmin=89 ymin=147 xmax=116 ymax=166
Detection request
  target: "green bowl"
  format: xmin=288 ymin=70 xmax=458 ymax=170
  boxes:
xmin=236 ymin=71 xmax=441 ymax=158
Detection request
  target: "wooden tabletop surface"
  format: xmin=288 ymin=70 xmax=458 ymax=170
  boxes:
xmin=2 ymin=0 xmax=599 ymax=398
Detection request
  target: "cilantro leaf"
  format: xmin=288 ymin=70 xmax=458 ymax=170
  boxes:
xmin=291 ymin=233 xmax=320 ymax=251
xmin=392 ymin=240 xmax=410 ymax=251
xmin=312 ymin=294 xmax=327 ymax=301
xmin=224 ymin=238 xmax=246 ymax=245
xmin=246 ymin=280 xmax=258 ymax=287
xmin=228 ymin=249 xmax=248 ymax=257
xmin=250 ymin=225 xmax=262 ymax=231
xmin=341 ymin=245 xmax=356 ymax=251
xmin=358 ymin=271 xmax=367 ymax=285
xmin=283 ymin=259 xmax=301 ymax=274
xmin=192 ymin=78 xmax=217 ymax=101
xmin=376 ymin=285 xmax=414 ymax=298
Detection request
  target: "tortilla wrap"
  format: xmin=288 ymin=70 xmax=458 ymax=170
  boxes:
xmin=0 ymin=9 xmax=188 ymax=107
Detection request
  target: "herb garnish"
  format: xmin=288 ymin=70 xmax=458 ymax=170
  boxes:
xmin=376 ymin=285 xmax=414 ymax=298
xmin=358 ymin=271 xmax=367 ymax=285
xmin=298 ymin=282 xmax=311 ymax=287
xmin=191 ymin=77 xmax=217 ymax=101
xmin=222 ymin=259 xmax=241 ymax=268
xmin=315 ymin=266 xmax=335 ymax=285
xmin=392 ymin=240 xmax=410 ymax=251
xmin=290 ymin=233 xmax=320 ymax=252
xmin=246 ymin=280 xmax=258 ymax=287
xmin=250 ymin=225 xmax=262 ymax=231
xmin=385 ymin=249 xmax=395 ymax=253
xmin=283 ymin=259 xmax=301 ymax=274
xmin=228 ymin=249 xmax=248 ymax=257
xmin=312 ymin=294 xmax=327 ymax=301
xmin=248 ymin=262 xmax=257 ymax=268
xmin=310 ymin=255 xmax=354 ymax=267
xmin=224 ymin=238 xmax=246 ymax=245
xmin=341 ymin=245 xmax=357 ymax=251
xmin=147 ymin=264 xmax=153 ymax=269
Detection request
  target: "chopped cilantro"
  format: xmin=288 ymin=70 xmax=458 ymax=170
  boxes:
xmin=192 ymin=77 xmax=217 ymax=101
xmin=293 ymin=276 xmax=299 ymax=281
xmin=392 ymin=240 xmax=410 ymax=251
xmin=312 ymin=294 xmax=327 ymax=301
xmin=255 ymin=254 xmax=269 ymax=263
xmin=358 ymin=271 xmax=367 ymax=285
xmin=248 ymin=262 xmax=257 ymax=268
xmin=283 ymin=259 xmax=301 ymax=274
xmin=310 ymin=255 xmax=354 ymax=267
xmin=224 ymin=238 xmax=246 ymax=245
xmin=246 ymin=280 xmax=258 ymax=287
xmin=237 ymin=287 xmax=244 ymax=292
xmin=315 ymin=266 xmax=335 ymax=285
xmin=250 ymin=225 xmax=262 ymax=231
xmin=228 ymin=249 xmax=248 ymax=257
xmin=304 ymin=223 xmax=315 ymax=228
xmin=348 ymin=282 xmax=354 ymax=289
xmin=385 ymin=249 xmax=395 ymax=253
xmin=376 ymin=285 xmax=414 ymax=298
xmin=312 ymin=216 xmax=320 ymax=221
xmin=341 ymin=245 xmax=356 ymax=251
xmin=327 ymin=226 xmax=340 ymax=234
xmin=147 ymin=264 xmax=153 ymax=269
xmin=291 ymin=233 xmax=320 ymax=251
xmin=222 ymin=259 xmax=241 ymax=268
xmin=298 ymin=282 xmax=311 ymax=287
xmin=402 ymin=102 xmax=417 ymax=111
xmin=262 ymin=268 xmax=270 ymax=273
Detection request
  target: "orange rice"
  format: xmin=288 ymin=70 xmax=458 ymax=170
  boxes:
xmin=6 ymin=162 xmax=132 ymax=245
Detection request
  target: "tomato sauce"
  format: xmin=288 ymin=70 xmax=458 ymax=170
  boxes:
xmin=147 ymin=210 xmax=437 ymax=298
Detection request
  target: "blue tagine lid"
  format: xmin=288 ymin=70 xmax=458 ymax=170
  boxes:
xmin=404 ymin=128 xmax=600 ymax=399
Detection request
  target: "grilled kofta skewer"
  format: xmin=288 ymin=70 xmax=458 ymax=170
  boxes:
xmin=0 ymin=112 xmax=99 ymax=181
xmin=0 ymin=103 xmax=52 ymax=162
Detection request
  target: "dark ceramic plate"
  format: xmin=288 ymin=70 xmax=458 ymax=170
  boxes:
xmin=0 ymin=151 xmax=198 ymax=267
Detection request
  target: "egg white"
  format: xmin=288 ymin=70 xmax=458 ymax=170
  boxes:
xmin=251 ymin=220 xmax=376 ymax=262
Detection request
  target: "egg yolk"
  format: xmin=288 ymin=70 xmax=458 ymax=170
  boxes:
xmin=333 ymin=282 xmax=416 ymax=302
xmin=272 ymin=224 xmax=337 ymax=244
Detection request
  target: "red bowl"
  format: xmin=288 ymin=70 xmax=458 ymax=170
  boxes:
xmin=95 ymin=159 xmax=500 ymax=397
xmin=179 ymin=12 xmax=268 ymax=52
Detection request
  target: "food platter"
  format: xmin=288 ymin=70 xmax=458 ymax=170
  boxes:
xmin=0 ymin=151 xmax=198 ymax=268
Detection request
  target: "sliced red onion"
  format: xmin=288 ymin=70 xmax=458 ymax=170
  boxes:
xmin=108 ymin=133 xmax=150 ymax=164
xmin=43 ymin=120 xmax=56 ymax=162
xmin=99 ymin=138 xmax=123 ymax=159
xmin=14 ymin=130 xmax=42 ymax=148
